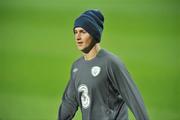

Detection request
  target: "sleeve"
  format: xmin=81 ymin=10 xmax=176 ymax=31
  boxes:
xmin=58 ymin=65 xmax=78 ymax=120
xmin=107 ymin=58 xmax=149 ymax=120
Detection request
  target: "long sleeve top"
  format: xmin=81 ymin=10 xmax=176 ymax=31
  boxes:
xmin=58 ymin=49 xmax=149 ymax=120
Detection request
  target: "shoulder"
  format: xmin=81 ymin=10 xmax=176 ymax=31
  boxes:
xmin=69 ymin=56 xmax=84 ymax=71
xmin=72 ymin=56 xmax=83 ymax=66
xmin=102 ymin=50 xmax=128 ymax=76
xmin=104 ymin=50 xmax=130 ymax=79
xmin=103 ymin=49 xmax=124 ymax=67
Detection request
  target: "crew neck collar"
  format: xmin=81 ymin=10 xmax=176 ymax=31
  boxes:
xmin=82 ymin=48 xmax=104 ymax=63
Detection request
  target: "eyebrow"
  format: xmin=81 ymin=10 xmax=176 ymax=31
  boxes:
xmin=74 ymin=29 xmax=86 ymax=32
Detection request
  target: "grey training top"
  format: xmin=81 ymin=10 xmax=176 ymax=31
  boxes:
xmin=58 ymin=49 xmax=149 ymax=120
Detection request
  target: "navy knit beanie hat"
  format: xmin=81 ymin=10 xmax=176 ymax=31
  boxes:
xmin=74 ymin=9 xmax=104 ymax=43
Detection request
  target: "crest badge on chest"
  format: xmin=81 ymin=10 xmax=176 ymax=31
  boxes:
xmin=91 ymin=66 xmax=101 ymax=77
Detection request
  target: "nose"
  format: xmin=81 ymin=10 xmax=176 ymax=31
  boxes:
xmin=75 ymin=33 xmax=81 ymax=41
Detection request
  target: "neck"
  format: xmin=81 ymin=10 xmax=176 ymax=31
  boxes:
xmin=83 ymin=44 xmax=101 ymax=61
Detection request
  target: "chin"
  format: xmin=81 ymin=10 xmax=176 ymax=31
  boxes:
xmin=77 ymin=46 xmax=85 ymax=51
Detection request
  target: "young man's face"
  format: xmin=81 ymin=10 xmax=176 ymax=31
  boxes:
xmin=74 ymin=27 xmax=93 ymax=51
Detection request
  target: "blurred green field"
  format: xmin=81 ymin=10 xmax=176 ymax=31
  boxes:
xmin=0 ymin=0 xmax=179 ymax=120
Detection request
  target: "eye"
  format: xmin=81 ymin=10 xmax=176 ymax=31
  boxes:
xmin=82 ymin=30 xmax=87 ymax=34
xmin=74 ymin=30 xmax=77 ymax=34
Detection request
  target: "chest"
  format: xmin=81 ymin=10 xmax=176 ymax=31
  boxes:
xmin=74 ymin=64 xmax=108 ymax=91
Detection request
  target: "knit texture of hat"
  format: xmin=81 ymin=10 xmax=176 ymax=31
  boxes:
xmin=74 ymin=9 xmax=104 ymax=43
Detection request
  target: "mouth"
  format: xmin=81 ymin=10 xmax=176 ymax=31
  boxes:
xmin=77 ymin=41 xmax=83 ymax=46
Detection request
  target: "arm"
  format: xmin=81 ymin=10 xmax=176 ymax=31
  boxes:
xmin=58 ymin=65 xmax=78 ymax=120
xmin=107 ymin=58 xmax=149 ymax=120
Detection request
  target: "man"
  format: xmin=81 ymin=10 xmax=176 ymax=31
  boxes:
xmin=58 ymin=9 xmax=149 ymax=120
